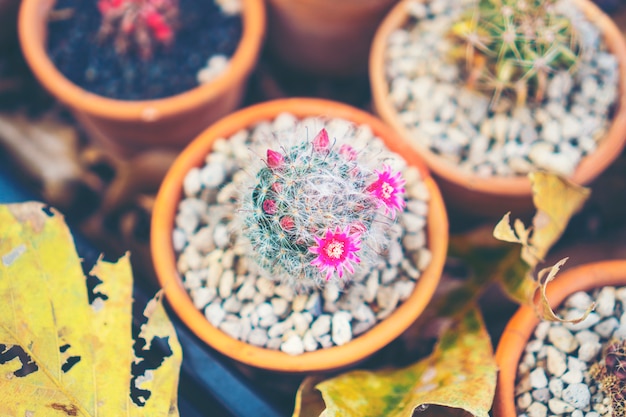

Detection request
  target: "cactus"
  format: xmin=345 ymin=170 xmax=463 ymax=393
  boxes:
xmin=590 ymin=338 xmax=626 ymax=417
xmin=239 ymin=128 xmax=406 ymax=290
xmin=449 ymin=0 xmax=581 ymax=108
xmin=97 ymin=0 xmax=178 ymax=59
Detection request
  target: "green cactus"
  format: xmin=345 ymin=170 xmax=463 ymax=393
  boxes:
xmin=239 ymin=128 xmax=406 ymax=290
xmin=449 ymin=0 xmax=581 ymax=108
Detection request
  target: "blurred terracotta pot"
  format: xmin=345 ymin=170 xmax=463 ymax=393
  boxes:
xmin=266 ymin=0 xmax=398 ymax=77
xmin=151 ymin=97 xmax=448 ymax=373
xmin=493 ymin=259 xmax=626 ymax=417
xmin=18 ymin=0 xmax=265 ymax=156
xmin=370 ymin=0 xmax=626 ymax=223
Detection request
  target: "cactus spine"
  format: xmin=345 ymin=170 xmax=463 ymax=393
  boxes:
xmin=449 ymin=0 xmax=581 ymax=108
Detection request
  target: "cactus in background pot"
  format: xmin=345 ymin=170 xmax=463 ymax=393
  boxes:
xmin=590 ymin=338 xmax=626 ymax=416
xmin=449 ymin=0 xmax=581 ymax=108
xmin=97 ymin=0 xmax=178 ymax=59
xmin=240 ymin=128 xmax=406 ymax=290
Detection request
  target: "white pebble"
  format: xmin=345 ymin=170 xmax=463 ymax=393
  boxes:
xmin=205 ymin=303 xmax=226 ymax=327
xmin=562 ymin=383 xmax=591 ymax=409
xmin=331 ymin=311 xmax=353 ymax=346
xmin=595 ymin=286 xmax=616 ymax=317
xmin=548 ymin=398 xmax=575 ymax=414
xmin=530 ymin=368 xmax=548 ymax=389
xmin=548 ymin=326 xmax=578 ymax=353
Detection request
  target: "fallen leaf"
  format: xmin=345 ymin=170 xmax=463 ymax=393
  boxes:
xmin=307 ymin=307 xmax=495 ymax=417
xmin=0 ymin=202 xmax=181 ymax=416
xmin=529 ymin=172 xmax=590 ymax=261
xmin=493 ymin=173 xmax=590 ymax=306
xmin=534 ymin=258 xmax=595 ymax=323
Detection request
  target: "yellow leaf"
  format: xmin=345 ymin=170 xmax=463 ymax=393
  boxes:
xmin=309 ymin=308 xmax=496 ymax=417
xmin=0 ymin=202 xmax=181 ymax=416
xmin=493 ymin=173 xmax=590 ymax=303
xmin=292 ymin=376 xmax=327 ymax=417
xmin=529 ymin=172 xmax=590 ymax=260
xmin=534 ymin=258 xmax=595 ymax=323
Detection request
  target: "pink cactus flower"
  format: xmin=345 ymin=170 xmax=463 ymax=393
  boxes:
xmin=279 ymin=216 xmax=295 ymax=231
xmin=367 ymin=165 xmax=406 ymax=218
xmin=312 ymin=128 xmax=330 ymax=154
xmin=271 ymin=182 xmax=283 ymax=193
xmin=267 ymin=149 xmax=285 ymax=170
xmin=339 ymin=144 xmax=358 ymax=161
xmin=309 ymin=226 xmax=361 ymax=281
xmin=263 ymin=199 xmax=277 ymax=215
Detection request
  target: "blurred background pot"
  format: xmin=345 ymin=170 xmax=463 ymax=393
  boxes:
xmin=370 ymin=0 xmax=626 ymax=227
xmin=151 ymin=97 xmax=448 ymax=373
xmin=266 ymin=0 xmax=398 ymax=77
xmin=18 ymin=0 xmax=265 ymax=156
xmin=493 ymin=259 xmax=626 ymax=417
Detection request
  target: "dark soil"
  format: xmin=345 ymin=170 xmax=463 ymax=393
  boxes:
xmin=47 ymin=0 xmax=242 ymax=100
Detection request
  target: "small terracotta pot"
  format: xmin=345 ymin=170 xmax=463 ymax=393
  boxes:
xmin=266 ymin=0 xmax=398 ymax=77
xmin=18 ymin=0 xmax=265 ymax=156
xmin=151 ymin=97 xmax=448 ymax=373
xmin=370 ymin=0 xmax=626 ymax=221
xmin=493 ymin=259 xmax=626 ymax=417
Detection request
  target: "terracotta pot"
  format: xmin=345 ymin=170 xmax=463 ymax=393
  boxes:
xmin=18 ymin=0 xmax=265 ymax=156
xmin=266 ymin=0 xmax=398 ymax=77
xmin=370 ymin=0 xmax=626 ymax=222
xmin=493 ymin=259 xmax=626 ymax=417
xmin=151 ymin=97 xmax=448 ymax=373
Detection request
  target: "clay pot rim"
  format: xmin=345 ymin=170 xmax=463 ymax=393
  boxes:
xmin=18 ymin=0 xmax=265 ymax=121
xmin=151 ymin=97 xmax=449 ymax=373
xmin=369 ymin=0 xmax=626 ymax=198
xmin=493 ymin=259 xmax=626 ymax=417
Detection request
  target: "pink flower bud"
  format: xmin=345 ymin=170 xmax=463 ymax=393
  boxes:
xmin=267 ymin=149 xmax=284 ymax=170
xmin=279 ymin=216 xmax=294 ymax=231
xmin=339 ymin=144 xmax=357 ymax=161
xmin=313 ymin=128 xmax=330 ymax=154
xmin=349 ymin=221 xmax=367 ymax=234
xmin=263 ymin=199 xmax=277 ymax=215
xmin=271 ymin=182 xmax=282 ymax=193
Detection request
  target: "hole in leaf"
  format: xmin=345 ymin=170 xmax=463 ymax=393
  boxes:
xmin=61 ymin=355 xmax=81 ymax=373
xmin=59 ymin=344 xmax=71 ymax=353
xmin=0 ymin=344 xmax=38 ymax=377
xmin=41 ymin=205 xmax=54 ymax=217
xmin=130 ymin=336 xmax=173 ymax=406
xmin=85 ymin=273 xmax=109 ymax=305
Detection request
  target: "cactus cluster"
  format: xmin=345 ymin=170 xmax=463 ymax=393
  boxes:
xmin=590 ymin=338 xmax=626 ymax=416
xmin=97 ymin=0 xmax=178 ymax=59
xmin=449 ymin=0 xmax=581 ymax=108
xmin=239 ymin=128 xmax=406 ymax=290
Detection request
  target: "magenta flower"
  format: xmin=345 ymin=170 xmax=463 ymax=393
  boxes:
xmin=267 ymin=149 xmax=284 ymax=170
xmin=312 ymin=128 xmax=330 ymax=154
xmin=367 ymin=165 xmax=406 ymax=218
xmin=309 ymin=226 xmax=361 ymax=281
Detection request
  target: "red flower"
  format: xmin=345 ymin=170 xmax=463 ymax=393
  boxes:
xmin=312 ymin=128 xmax=330 ymax=154
xmin=267 ymin=149 xmax=285 ymax=170
xmin=279 ymin=216 xmax=295 ymax=231
xmin=263 ymin=199 xmax=277 ymax=215
xmin=309 ymin=226 xmax=361 ymax=281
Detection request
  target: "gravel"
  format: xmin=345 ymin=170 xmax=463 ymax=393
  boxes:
xmin=515 ymin=285 xmax=626 ymax=416
xmin=174 ymin=114 xmax=432 ymax=354
xmin=385 ymin=0 xmax=619 ymax=177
